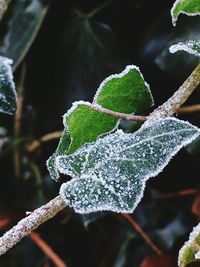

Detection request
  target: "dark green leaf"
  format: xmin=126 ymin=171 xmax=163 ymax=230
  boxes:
xmin=57 ymin=118 xmax=199 ymax=214
xmin=0 ymin=0 xmax=49 ymax=70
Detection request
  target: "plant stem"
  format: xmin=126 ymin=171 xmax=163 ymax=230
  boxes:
xmin=13 ymin=64 xmax=26 ymax=208
xmin=122 ymin=214 xmax=162 ymax=255
xmin=151 ymin=63 xmax=200 ymax=119
xmin=0 ymin=196 xmax=66 ymax=256
xmin=90 ymin=103 xmax=148 ymax=121
xmin=26 ymin=131 xmax=63 ymax=152
xmin=30 ymin=232 xmax=67 ymax=267
xmin=1 ymin=63 xmax=200 ymax=256
xmin=178 ymin=104 xmax=200 ymax=114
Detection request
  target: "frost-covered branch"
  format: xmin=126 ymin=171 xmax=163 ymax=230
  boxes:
xmin=0 ymin=196 xmax=66 ymax=256
xmin=0 ymin=63 xmax=200 ymax=256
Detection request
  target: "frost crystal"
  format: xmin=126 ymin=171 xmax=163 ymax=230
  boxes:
xmin=56 ymin=117 xmax=199 ymax=214
xmin=0 ymin=56 xmax=17 ymax=115
xmin=170 ymin=41 xmax=200 ymax=57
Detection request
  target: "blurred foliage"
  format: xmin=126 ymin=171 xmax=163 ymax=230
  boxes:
xmin=0 ymin=0 xmax=200 ymax=266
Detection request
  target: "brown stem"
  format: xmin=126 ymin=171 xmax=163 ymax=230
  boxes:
xmin=26 ymin=131 xmax=63 ymax=152
xmin=30 ymin=232 xmax=67 ymax=267
xmin=90 ymin=103 xmax=148 ymax=122
xmin=152 ymin=188 xmax=198 ymax=201
xmin=178 ymin=104 xmax=200 ymax=114
xmin=122 ymin=214 xmax=162 ymax=255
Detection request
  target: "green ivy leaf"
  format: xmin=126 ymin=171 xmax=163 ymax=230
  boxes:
xmin=0 ymin=56 xmax=16 ymax=115
xmin=56 ymin=118 xmax=199 ymax=214
xmin=170 ymin=40 xmax=200 ymax=57
xmin=47 ymin=65 xmax=154 ymax=180
xmin=178 ymin=222 xmax=200 ymax=266
xmin=0 ymin=0 xmax=49 ymax=70
xmin=66 ymin=66 xmax=153 ymax=154
xmin=171 ymin=0 xmax=200 ymax=26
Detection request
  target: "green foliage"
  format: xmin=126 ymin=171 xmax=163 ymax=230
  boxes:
xmin=170 ymin=40 xmax=200 ymax=57
xmin=0 ymin=56 xmax=16 ymax=115
xmin=57 ymin=118 xmax=199 ymax=214
xmin=180 ymin=247 xmax=196 ymax=267
xmin=47 ymin=65 xmax=153 ymax=180
xmin=171 ymin=0 xmax=200 ymax=26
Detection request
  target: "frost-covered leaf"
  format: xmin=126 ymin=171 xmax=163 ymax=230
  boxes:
xmin=171 ymin=0 xmax=200 ymax=26
xmin=0 ymin=56 xmax=16 ymax=115
xmin=56 ymin=118 xmax=199 ymax=214
xmin=47 ymin=65 xmax=153 ymax=180
xmin=170 ymin=41 xmax=200 ymax=57
xmin=178 ymin=222 xmax=200 ymax=266
xmin=0 ymin=0 xmax=49 ymax=70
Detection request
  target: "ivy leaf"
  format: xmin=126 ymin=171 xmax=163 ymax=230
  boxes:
xmin=178 ymin=222 xmax=200 ymax=267
xmin=66 ymin=65 xmax=153 ymax=154
xmin=0 ymin=0 xmax=49 ymax=70
xmin=0 ymin=56 xmax=16 ymax=115
xmin=170 ymin=41 xmax=200 ymax=57
xmin=171 ymin=0 xmax=200 ymax=26
xmin=47 ymin=65 xmax=154 ymax=180
xmin=56 ymin=118 xmax=199 ymax=214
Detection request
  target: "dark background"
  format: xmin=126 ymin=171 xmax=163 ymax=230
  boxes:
xmin=0 ymin=0 xmax=200 ymax=266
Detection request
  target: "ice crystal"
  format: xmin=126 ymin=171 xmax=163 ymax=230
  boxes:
xmin=56 ymin=117 xmax=199 ymax=214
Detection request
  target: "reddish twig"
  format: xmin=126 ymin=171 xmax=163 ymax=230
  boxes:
xmin=0 ymin=215 xmax=13 ymax=231
xmin=26 ymin=131 xmax=63 ymax=152
xmin=30 ymin=232 xmax=67 ymax=267
xmin=90 ymin=103 xmax=148 ymax=122
xmin=122 ymin=214 xmax=162 ymax=255
xmin=152 ymin=188 xmax=198 ymax=201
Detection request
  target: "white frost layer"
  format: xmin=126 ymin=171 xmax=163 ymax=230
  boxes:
xmin=169 ymin=41 xmax=200 ymax=57
xmin=178 ymin=222 xmax=200 ymax=266
xmin=171 ymin=0 xmax=200 ymax=26
xmin=57 ymin=117 xmax=200 ymax=214
xmin=93 ymin=65 xmax=154 ymax=105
